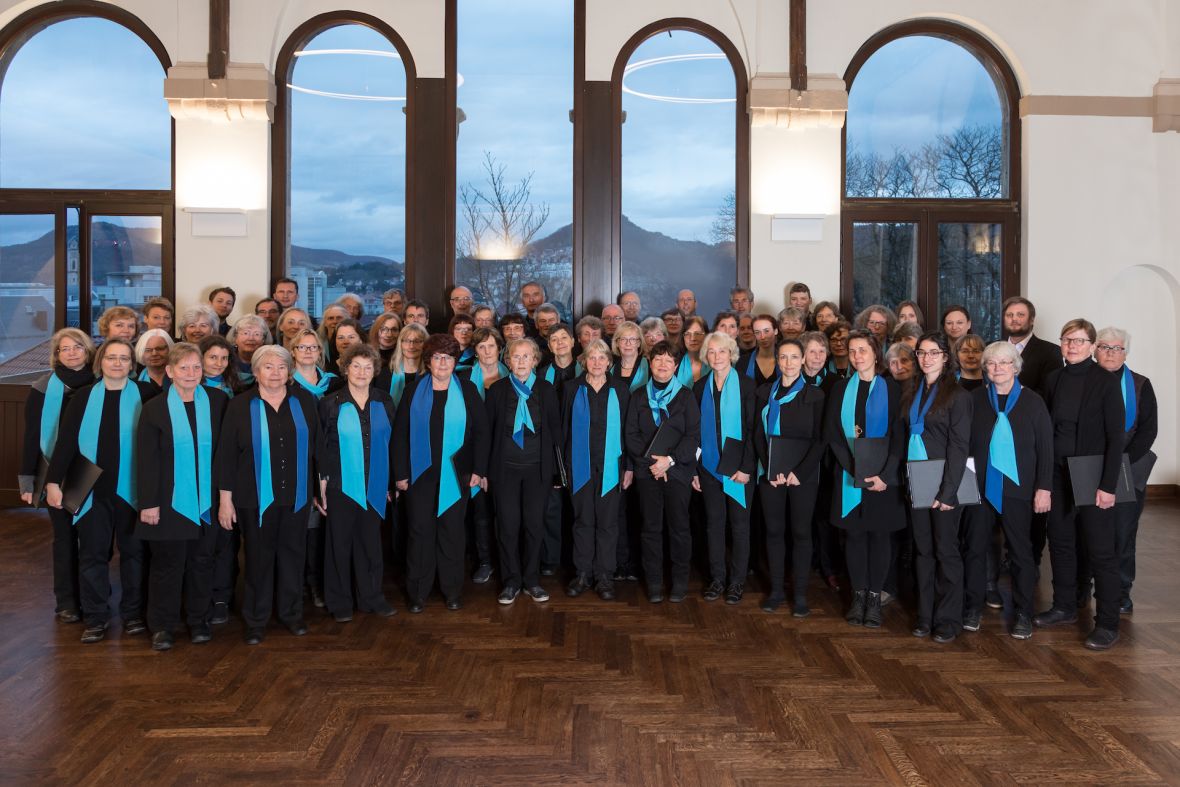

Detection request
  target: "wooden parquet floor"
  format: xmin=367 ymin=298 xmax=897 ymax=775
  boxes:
xmin=2 ymin=501 xmax=1180 ymax=785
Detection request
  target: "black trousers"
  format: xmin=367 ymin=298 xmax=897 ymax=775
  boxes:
xmin=238 ymin=504 xmax=310 ymax=628
xmin=635 ymin=475 xmax=692 ymax=592
xmin=961 ymin=503 xmax=994 ymax=614
xmin=615 ymin=485 xmax=641 ymax=573
xmin=845 ymin=529 xmax=892 ymax=593
xmin=305 ymin=507 xmax=325 ymax=594
xmin=48 ymin=505 xmax=81 ymax=613
xmin=698 ymin=472 xmax=752 ymax=584
xmin=811 ymin=471 xmax=841 ymax=577
xmin=468 ymin=489 xmax=494 ymax=567
xmin=324 ymin=491 xmax=387 ymax=615
xmin=76 ymin=496 xmax=144 ymax=627
xmin=405 ymin=475 xmax=468 ymax=603
xmin=759 ymin=481 xmax=817 ymax=598
xmin=571 ymin=477 xmax=620 ymax=582
xmin=966 ymin=498 xmax=1036 ymax=616
xmin=145 ymin=524 xmax=217 ymax=633
xmin=494 ymin=463 xmax=547 ymax=589
xmin=211 ymin=523 xmax=240 ymax=605
xmin=1047 ymin=470 xmax=1120 ymax=630
xmin=1114 ymin=490 xmax=1146 ymax=598
xmin=912 ymin=506 xmax=965 ymax=631
xmin=540 ymin=486 xmax=568 ymax=571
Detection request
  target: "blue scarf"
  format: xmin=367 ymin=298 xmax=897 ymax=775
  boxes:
xmin=543 ymin=361 xmax=581 ymax=385
xmin=39 ymin=373 xmax=66 ymax=459
xmin=1120 ymin=366 xmax=1137 ymax=432
xmin=838 ymin=375 xmax=889 ymax=517
xmin=292 ymin=367 xmax=336 ymax=399
xmin=700 ymin=370 xmax=745 ymax=506
xmin=137 ymin=368 xmax=152 ymax=383
xmin=744 ymin=351 xmax=758 ymax=379
xmin=907 ymin=382 xmax=938 ymax=461
xmin=826 ymin=359 xmax=852 ymax=380
xmin=571 ymin=382 xmax=621 ymax=496
xmin=457 ymin=347 xmax=475 ymax=369
xmin=387 ymin=369 xmax=408 ymax=408
xmin=471 ymin=362 xmax=508 ymax=401
xmin=675 ymin=354 xmax=696 ymax=387
xmin=614 ymin=357 xmax=650 ymax=392
xmin=985 ymin=380 xmax=1021 ymax=513
xmin=339 ymin=399 xmax=392 ymax=516
xmin=762 ymin=375 xmax=805 ymax=437
xmin=237 ymin=357 xmax=254 ymax=385
xmin=168 ymin=385 xmax=213 ymax=525
xmin=250 ymin=394 xmax=309 ymax=525
xmin=74 ymin=382 xmax=142 ymax=522
xmin=409 ymin=376 xmax=467 ymax=516
xmin=510 ymin=372 xmax=536 ymax=448
xmin=203 ymin=375 xmax=234 ymax=397
xmin=646 ymin=376 xmax=683 ymax=426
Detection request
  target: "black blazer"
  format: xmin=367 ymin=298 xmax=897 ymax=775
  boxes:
xmin=902 ymin=381 xmax=973 ymax=505
xmin=969 ymin=385 xmax=1053 ymax=501
xmin=752 ymin=380 xmax=826 ymax=484
xmin=1044 ymin=361 xmax=1124 ymax=493
xmin=692 ymin=371 xmax=758 ymax=477
xmin=392 ymin=374 xmax=490 ymax=486
xmin=1124 ymin=370 xmax=1158 ymax=463
xmin=136 ymin=387 xmax=229 ymax=539
xmin=624 ymin=384 xmax=700 ymax=487
xmin=19 ymin=367 xmax=95 ymax=493
xmin=317 ymin=387 xmax=397 ymax=495
xmin=1017 ymin=334 xmax=1062 ymax=396
xmin=561 ymin=374 xmax=633 ymax=484
xmin=485 ymin=375 xmax=562 ymax=486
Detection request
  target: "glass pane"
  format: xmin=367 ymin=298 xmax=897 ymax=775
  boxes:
xmin=621 ymin=31 xmax=736 ymax=320
xmin=287 ymin=24 xmax=407 ymax=320
xmin=456 ymin=0 xmax=573 ymax=320
xmin=846 ymin=36 xmax=1006 ymax=199
xmin=89 ymin=216 xmax=162 ymax=338
xmin=938 ymin=222 xmax=1002 ymax=342
xmin=66 ymin=208 xmax=80 ymax=329
xmin=851 ymin=221 xmax=917 ymax=316
xmin=0 ymin=17 xmax=170 ymax=189
xmin=0 ymin=215 xmax=55 ymax=381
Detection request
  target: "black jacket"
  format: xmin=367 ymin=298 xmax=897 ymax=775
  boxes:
xmin=752 ymin=380 xmax=826 ymax=484
xmin=902 ymin=381 xmax=973 ymax=505
xmin=1122 ymin=368 xmax=1158 ymax=463
xmin=485 ymin=375 xmax=562 ymax=486
xmin=969 ymin=385 xmax=1053 ymax=501
xmin=561 ymin=374 xmax=632 ymax=487
xmin=392 ymin=374 xmax=490 ymax=486
xmin=317 ymin=387 xmax=397 ymax=497
xmin=18 ymin=366 xmax=95 ymax=494
xmin=692 ymin=371 xmax=758 ymax=478
xmin=1044 ymin=360 xmax=1124 ymax=493
xmin=624 ymin=383 xmax=700 ymax=488
xmin=1017 ymin=334 xmax=1061 ymax=397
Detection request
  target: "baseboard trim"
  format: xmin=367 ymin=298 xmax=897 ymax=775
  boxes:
xmin=1146 ymin=484 xmax=1178 ymax=498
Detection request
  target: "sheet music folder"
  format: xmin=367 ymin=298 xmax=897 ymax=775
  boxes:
xmin=851 ymin=438 xmax=889 ymax=489
xmin=1067 ymin=454 xmax=1136 ymax=506
xmin=906 ymin=459 xmax=981 ymax=509
xmin=767 ymin=437 xmax=811 ymax=480
xmin=60 ymin=456 xmax=103 ymax=516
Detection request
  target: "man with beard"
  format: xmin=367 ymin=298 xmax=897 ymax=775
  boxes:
xmin=1002 ymin=297 xmax=1060 ymax=396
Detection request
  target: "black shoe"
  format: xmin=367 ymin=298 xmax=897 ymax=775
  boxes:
xmin=333 ymin=611 xmax=354 ymax=623
xmin=595 ymin=579 xmax=616 ymax=601
xmin=523 ymin=586 xmax=550 ymax=603
xmin=123 ymin=618 xmax=147 ymax=636
xmin=209 ymin=602 xmax=229 ymax=625
xmin=56 ymin=609 xmax=81 ymax=624
xmin=880 ymin=591 xmax=895 ymax=607
xmin=985 ymin=584 xmax=1003 ymax=609
xmin=1034 ymin=607 xmax=1078 ymax=627
xmin=962 ymin=609 xmax=982 ymax=632
xmin=408 ymin=600 xmax=425 ymax=614
xmin=540 ymin=565 xmax=556 ymax=577
xmin=566 ymin=575 xmax=592 ymax=597
xmin=648 ymin=590 xmax=664 ymax=604
xmin=446 ymin=598 xmax=463 ymax=611
xmin=151 ymin=631 xmax=174 ymax=651
xmin=725 ymin=584 xmax=744 ymax=605
xmin=846 ymin=591 xmax=866 ymax=626
xmin=244 ymin=628 xmax=265 ymax=645
xmin=498 ymin=586 xmax=519 ymax=606
xmin=623 ymin=568 xmax=640 ymax=582
xmin=81 ymin=622 xmax=108 ymax=643
xmin=1119 ymin=597 xmax=1133 ymax=615
xmin=286 ymin=619 xmax=309 ymax=637
xmin=863 ymin=592 xmax=883 ymax=628
xmin=791 ymin=598 xmax=810 ymax=618
xmin=669 ymin=588 xmax=687 ymax=603
xmin=1084 ymin=626 xmax=1119 ymax=650
xmin=761 ymin=593 xmax=785 ymax=613
xmin=932 ymin=625 xmax=957 ymax=644
xmin=472 ymin=563 xmax=494 ymax=584
xmin=371 ymin=603 xmax=397 ymax=617
xmin=703 ymin=579 xmax=724 ymax=602
xmin=912 ymin=621 xmax=931 ymax=638
xmin=1011 ymin=613 xmax=1033 ymax=640
xmin=190 ymin=623 xmax=212 ymax=644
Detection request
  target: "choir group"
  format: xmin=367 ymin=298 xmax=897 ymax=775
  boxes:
xmin=19 ymin=278 xmax=1157 ymax=653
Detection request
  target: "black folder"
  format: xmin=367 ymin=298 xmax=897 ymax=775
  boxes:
xmin=767 ymin=437 xmax=812 ymax=480
xmin=851 ymin=437 xmax=889 ymax=489
xmin=60 ymin=456 xmax=103 ymax=516
xmin=31 ymin=455 xmax=50 ymax=507
xmin=645 ymin=422 xmax=682 ymax=461
xmin=1130 ymin=450 xmax=1157 ymax=492
xmin=715 ymin=437 xmax=744 ymax=477
xmin=1067 ymin=454 xmax=1135 ymax=506
xmin=907 ymin=458 xmax=981 ymax=509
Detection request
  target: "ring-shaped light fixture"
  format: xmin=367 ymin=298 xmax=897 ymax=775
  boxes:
xmin=621 ymin=53 xmax=735 ymax=104
xmin=287 ymin=48 xmax=466 ymax=101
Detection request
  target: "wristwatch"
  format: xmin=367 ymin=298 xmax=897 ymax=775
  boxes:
xmin=667 ymin=457 xmax=675 ymax=467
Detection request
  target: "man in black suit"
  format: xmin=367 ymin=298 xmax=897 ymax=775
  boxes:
xmin=1002 ymin=296 xmax=1060 ymax=397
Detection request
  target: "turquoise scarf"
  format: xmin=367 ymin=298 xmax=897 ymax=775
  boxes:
xmin=339 ymin=399 xmax=392 ymax=516
xmin=168 ymin=385 xmax=213 ymax=525
xmin=510 ymin=372 xmax=537 ymax=448
xmin=250 ymin=395 xmax=310 ymax=525
xmin=570 ymin=383 xmax=621 ymax=496
xmin=75 ymin=382 xmax=142 ymax=522
xmin=292 ymin=367 xmax=336 ymax=399
xmin=906 ymin=382 xmax=938 ymax=461
xmin=39 ymin=373 xmax=66 ymax=459
xmin=762 ymin=376 xmax=805 ymax=437
xmin=700 ymin=370 xmax=745 ymax=506
xmin=409 ymin=376 xmax=468 ymax=515
xmin=388 ymin=369 xmax=406 ymax=408
xmin=203 ymin=375 xmax=234 ymax=397
xmin=646 ymin=376 xmax=683 ymax=426
xmin=471 ymin=361 xmax=508 ymax=401
xmin=614 ymin=357 xmax=650 ymax=392
xmin=675 ymin=354 xmax=696 ymax=387
xmin=838 ymin=375 xmax=889 ymax=517
xmin=985 ymin=380 xmax=1021 ymax=513
xmin=1120 ymin=366 xmax=1137 ymax=432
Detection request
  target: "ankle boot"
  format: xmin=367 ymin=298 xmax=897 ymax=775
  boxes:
xmin=863 ymin=591 xmax=883 ymax=628
xmin=846 ymin=590 xmax=866 ymax=625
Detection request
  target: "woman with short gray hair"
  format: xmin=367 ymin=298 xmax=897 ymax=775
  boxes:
xmin=178 ymin=305 xmax=220 ymax=344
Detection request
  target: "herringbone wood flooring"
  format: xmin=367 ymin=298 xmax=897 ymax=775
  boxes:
xmin=2 ymin=500 xmax=1179 ymax=785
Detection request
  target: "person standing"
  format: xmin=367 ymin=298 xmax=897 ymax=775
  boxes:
xmin=1001 ymin=296 xmax=1060 ymax=396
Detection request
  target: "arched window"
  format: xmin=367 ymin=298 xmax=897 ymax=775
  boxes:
xmin=273 ymin=15 xmax=412 ymax=321
xmin=842 ymin=21 xmax=1020 ymax=341
xmin=615 ymin=23 xmax=748 ymax=320
xmin=0 ymin=7 xmax=173 ymax=379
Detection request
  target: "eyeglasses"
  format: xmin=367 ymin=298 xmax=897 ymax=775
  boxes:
xmin=293 ymin=344 xmax=319 ymax=353
xmin=618 ymin=336 xmax=640 ymax=344
xmin=866 ymin=319 xmax=887 ymax=328
xmin=431 ymin=354 xmax=455 ymax=363
xmin=913 ymin=350 xmax=944 ymax=358
xmin=1096 ymin=344 xmax=1126 ymax=353
xmin=984 ymin=360 xmax=1015 ymax=370
xmin=401 ymin=337 xmax=423 ymax=346
xmin=450 ymin=296 xmax=473 ymax=304
xmin=1060 ymin=337 xmax=1091 ymax=347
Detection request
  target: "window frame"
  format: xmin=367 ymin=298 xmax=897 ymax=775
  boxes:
xmin=840 ymin=19 xmax=1021 ymax=324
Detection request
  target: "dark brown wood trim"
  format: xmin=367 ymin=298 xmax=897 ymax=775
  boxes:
xmin=207 ymin=0 xmax=228 ymax=80
xmin=609 ymin=18 xmax=750 ymax=307
xmin=571 ymin=0 xmax=586 ymax=317
xmin=1146 ymin=484 xmax=1178 ymax=498
xmin=0 ymin=0 xmax=172 ymax=74
xmin=443 ymin=0 xmax=457 ymax=302
xmin=789 ymin=0 xmax=806 ymax=92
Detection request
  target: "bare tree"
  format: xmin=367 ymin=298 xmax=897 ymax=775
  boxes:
xmin=710 ymin=191 xmax=736 ymax=245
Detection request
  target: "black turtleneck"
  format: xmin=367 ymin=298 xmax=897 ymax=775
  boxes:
xmin=1050 ymin=358 xmax=1092 ymax=458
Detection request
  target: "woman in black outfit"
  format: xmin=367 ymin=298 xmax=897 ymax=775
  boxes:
xmin=45 ymin=338 xmax=158 ymax=644
xmin=824 ymin=330 xmax=904 ymax=628
xmin=693 ymin=331 xmax=757 ymax=605
xmin=624 ymin=341 xmax=700 ymax=604
xmin=393 ymin=333 xmax=489 ymax=613
xmin=216 ymin=344 xmax=321 ymax=645
xmin=318 ymin=344 xmax=397 ymax=622
xmin=137 ymin=343 xmax=228 ymax=650
xmin=967 ymin=341 xmax=1053 ymax=640
xmin=1035 ymin=318 xmax=1126 ymax=650
xmin=537 ymin=323 xmax=579 ymax=576
xmin=19 ymin=328 xmax=94 ymax=623
xmin=738 ymin=314 xmax=779 ymax=387
xmin=903 ymin=332 xmax=973 ymax=643
xmin=486 ymin=337 xmax=562 ymax=605
xmin=753 ymin=339 xmax=826 ymax=616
